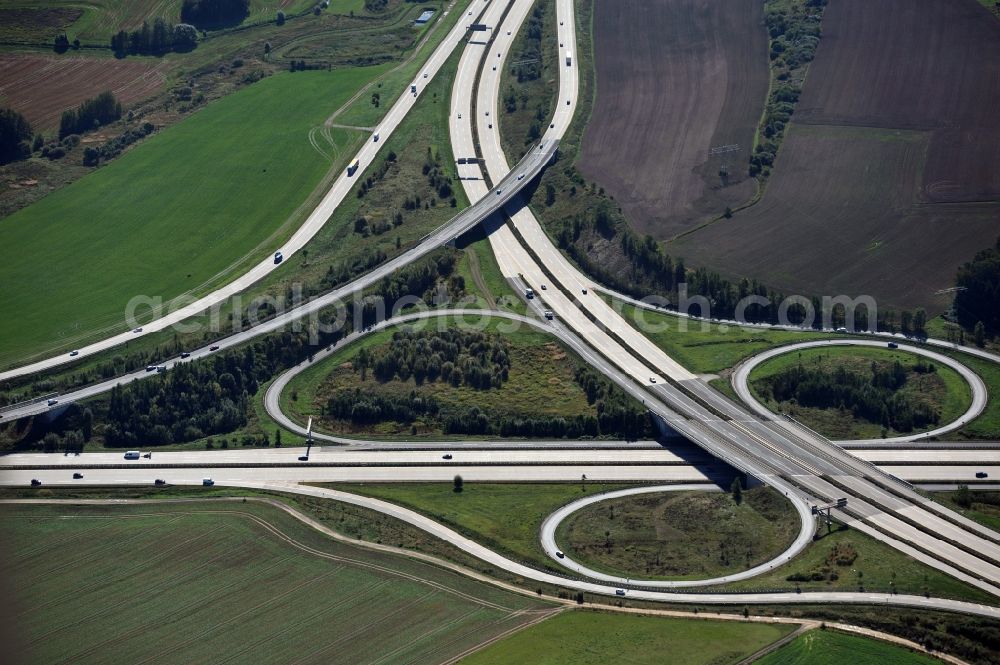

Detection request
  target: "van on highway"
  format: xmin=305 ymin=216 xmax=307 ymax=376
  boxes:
xmin=274 ymin=251 xmax=283 ymax=264
xmin=47 ymin=399 xmax=59 ymax=406
xmin=615 ymin=589 xmax=626 ymax=596
xmin=124 ymin=451 xmax=141 ymax=460
xmin=373 ymin=132 xmax=380 ymax=142
xmin=203 ymin=478 xmax=215 ymax=486
xmin=544 ymin=311 xmax=554 ymax=320
xmin=555 ymin=550 xmax=565 ymax=558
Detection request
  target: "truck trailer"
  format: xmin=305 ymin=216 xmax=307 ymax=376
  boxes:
xmin=565 ymin=51 xmax=572 ymax=66
xmin=347 ymin=159 xmax=360 ymax=176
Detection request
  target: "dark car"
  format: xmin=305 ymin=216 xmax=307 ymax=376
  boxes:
xmin=180 ymin=352 xmax=191 ymax=359
xmin=154 ymin=479 xmax=166 ymax=486
xmin=210 ymin=345 xmax=220 ymax=351
xmin=888 ymin=342 xmax=899 ymax=349
xmin=442 ymin=454 xmax=453 ymax=460
xmin=30 ymin=479 xmax=41 ymax=487
xmin=73 ymin=472 xmax=83 ymax=479
xmin=976 ymin=471 xmax=989 ymax=479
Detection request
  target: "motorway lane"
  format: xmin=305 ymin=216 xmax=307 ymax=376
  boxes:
xmin=0 ymin=0 xmax=484 ymax=382
xmin=732 ymin=340 xmax=987 ymax=443
xmin=538 ymin=484 xmax=816 ymax=588
xmin=0 ymin=465 xmax=718 ymax=486
xmin=473 ymin=0 xmax=697 ymax=384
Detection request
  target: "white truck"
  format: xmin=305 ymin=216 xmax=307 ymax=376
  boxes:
xmin=124 ymin=451 xmax=141 ymax=460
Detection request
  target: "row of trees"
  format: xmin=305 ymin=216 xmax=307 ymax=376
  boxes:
xmin=555 ymin=193 xmax=929 ymax=333
xmin=181 ymin=0 xmax=250 ymax=28
xmin=0 ymin=108 xmax=33 ymax=165
xmin=759 ymin=361 xmax=939 ymax=433
xmin=110 ymin=19 xmax=197 ymax=57
xmin=58 ymin=91 xmax=122 ymax=139
xmin=954 ymin=237 xmax=1000 ymax=338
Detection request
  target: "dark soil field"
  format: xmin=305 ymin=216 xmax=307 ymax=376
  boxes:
xmin=673 ymin=0 xmax=1000 ymax=314
xmin=0 ymin=54 xmax=167 ymax=130
xmin=577 ymin=0 xmax=768 ymax=238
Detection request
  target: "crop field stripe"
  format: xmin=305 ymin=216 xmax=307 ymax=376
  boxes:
xmin=210 ymin=578 xmax=396 ymax=665
xmin=0 ymin=514 xmax=132 ymax=568
xmin=437 ymin=608 xmax=564 ymax=665
xmin=21 ymin=532 xmax=263 ymax=645
xmin=12 ymin=514 xmax=186 ymax=581
xmin=16 ymin=521 xmax=241 ymax=619
xmin=89 ymin=507 xmax=530 ymax=613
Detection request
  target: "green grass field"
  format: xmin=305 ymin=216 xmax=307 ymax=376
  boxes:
xmin=557 ymin=487 xmax=799 ymax=580
xmin=318 ymin=482 xmax=640 ymax=570
xmin=609 ymin=301 xmax=835 ymax=375
xmin=460 ymin=609 xmax=796 ymax=665
xmin=747 ymin=346 xmax=972 ymax=439
xmin=282 ymin=319 xmax=621 ymax=439
xmin=756 ymin=628 xmax=939 ymax=665
xmin=1 ymin=500 xmax=553 ymax=664
xmin=0 ymin=66 xmax=387 ymax=367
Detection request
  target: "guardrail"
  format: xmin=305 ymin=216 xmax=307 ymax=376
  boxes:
xmin=0 ymin=393 xmax=58 ymax=414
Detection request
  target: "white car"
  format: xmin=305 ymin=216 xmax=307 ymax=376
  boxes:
xmin=69 ymin=350 xmax=79 ymax=356
xmin=458 ymin=112 xmax=462 ymax=119
xmin=423 ymin=72 xmax=428 ymax=78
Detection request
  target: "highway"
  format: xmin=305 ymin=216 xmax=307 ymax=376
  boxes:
xmin=451 ymin=0 xmax=1000 ymax=597
xmin=731 ymin=340 xmax=986 ymax=443
xmin=2 ymin=0 xmax=1000 ymax=619
xmin=0 ymin=0 xmax=483 ymax=382
xmin=0 ymin=144 xmax=556 ymax=424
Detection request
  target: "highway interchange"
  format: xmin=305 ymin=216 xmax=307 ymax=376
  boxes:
xmin=3 ymin=0 xmax=1000 ymax=621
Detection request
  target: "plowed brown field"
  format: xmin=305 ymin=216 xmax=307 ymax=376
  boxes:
xmin=577 ymin=0 xmax=768 ymax=238
xmin=672 ymin=0 xmax=1000 ymax=314
xmin=0 ymin=54 xmax=167 ymax=131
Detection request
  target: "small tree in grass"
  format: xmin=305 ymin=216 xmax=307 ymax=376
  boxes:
xmin=731 ymin=477 xmax=743 ymax=505
xmin=453 ymin=475 xmax=463 ymax=493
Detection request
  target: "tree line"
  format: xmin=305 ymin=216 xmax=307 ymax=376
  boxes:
xmin=0 ymin=108 xmax=33 ymax=165
xmin=954 ymin=236 xmax=1000 ymax=341
xmin=554 ymin=192 xmax=928 ymax=334
xmin=59 ymin=91 xmax=122 ymax=139
xmin=758 ymin=360 xmax=939 ymax=433
xmin=181 ymin=0 xmax=249 ymax=28
xmin=111 ymin=19 xmax=197 ymax=57
xmin=9 ymin=251 xmax=461 ymax=450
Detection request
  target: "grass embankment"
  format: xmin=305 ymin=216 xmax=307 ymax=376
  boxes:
xmin=609 ymin=300 xmax=834 ymax=375
xmin=282 ymin=320 xmax=640 ymax=439
xmin=461 ymin=609 xmax=795 ymax=665
xmin=0 ymin=499 xmax=551 ymax=664
xmin=934 ymin=491 xmax=1000 ymax=532
xmin=756 ymin=628 xmax=940 ymax=665
xmin=318 ymin=482 xmax=638 ymax=570
xmin=557 ymin=487 xmax=799 ymax=580
xmin=710 ymin=520 xmax=995 ymax=604
xmin=748 ymin=346 xmax=972 ymax=439
xmin=0 ymin=66 xmax=381 ymax=367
